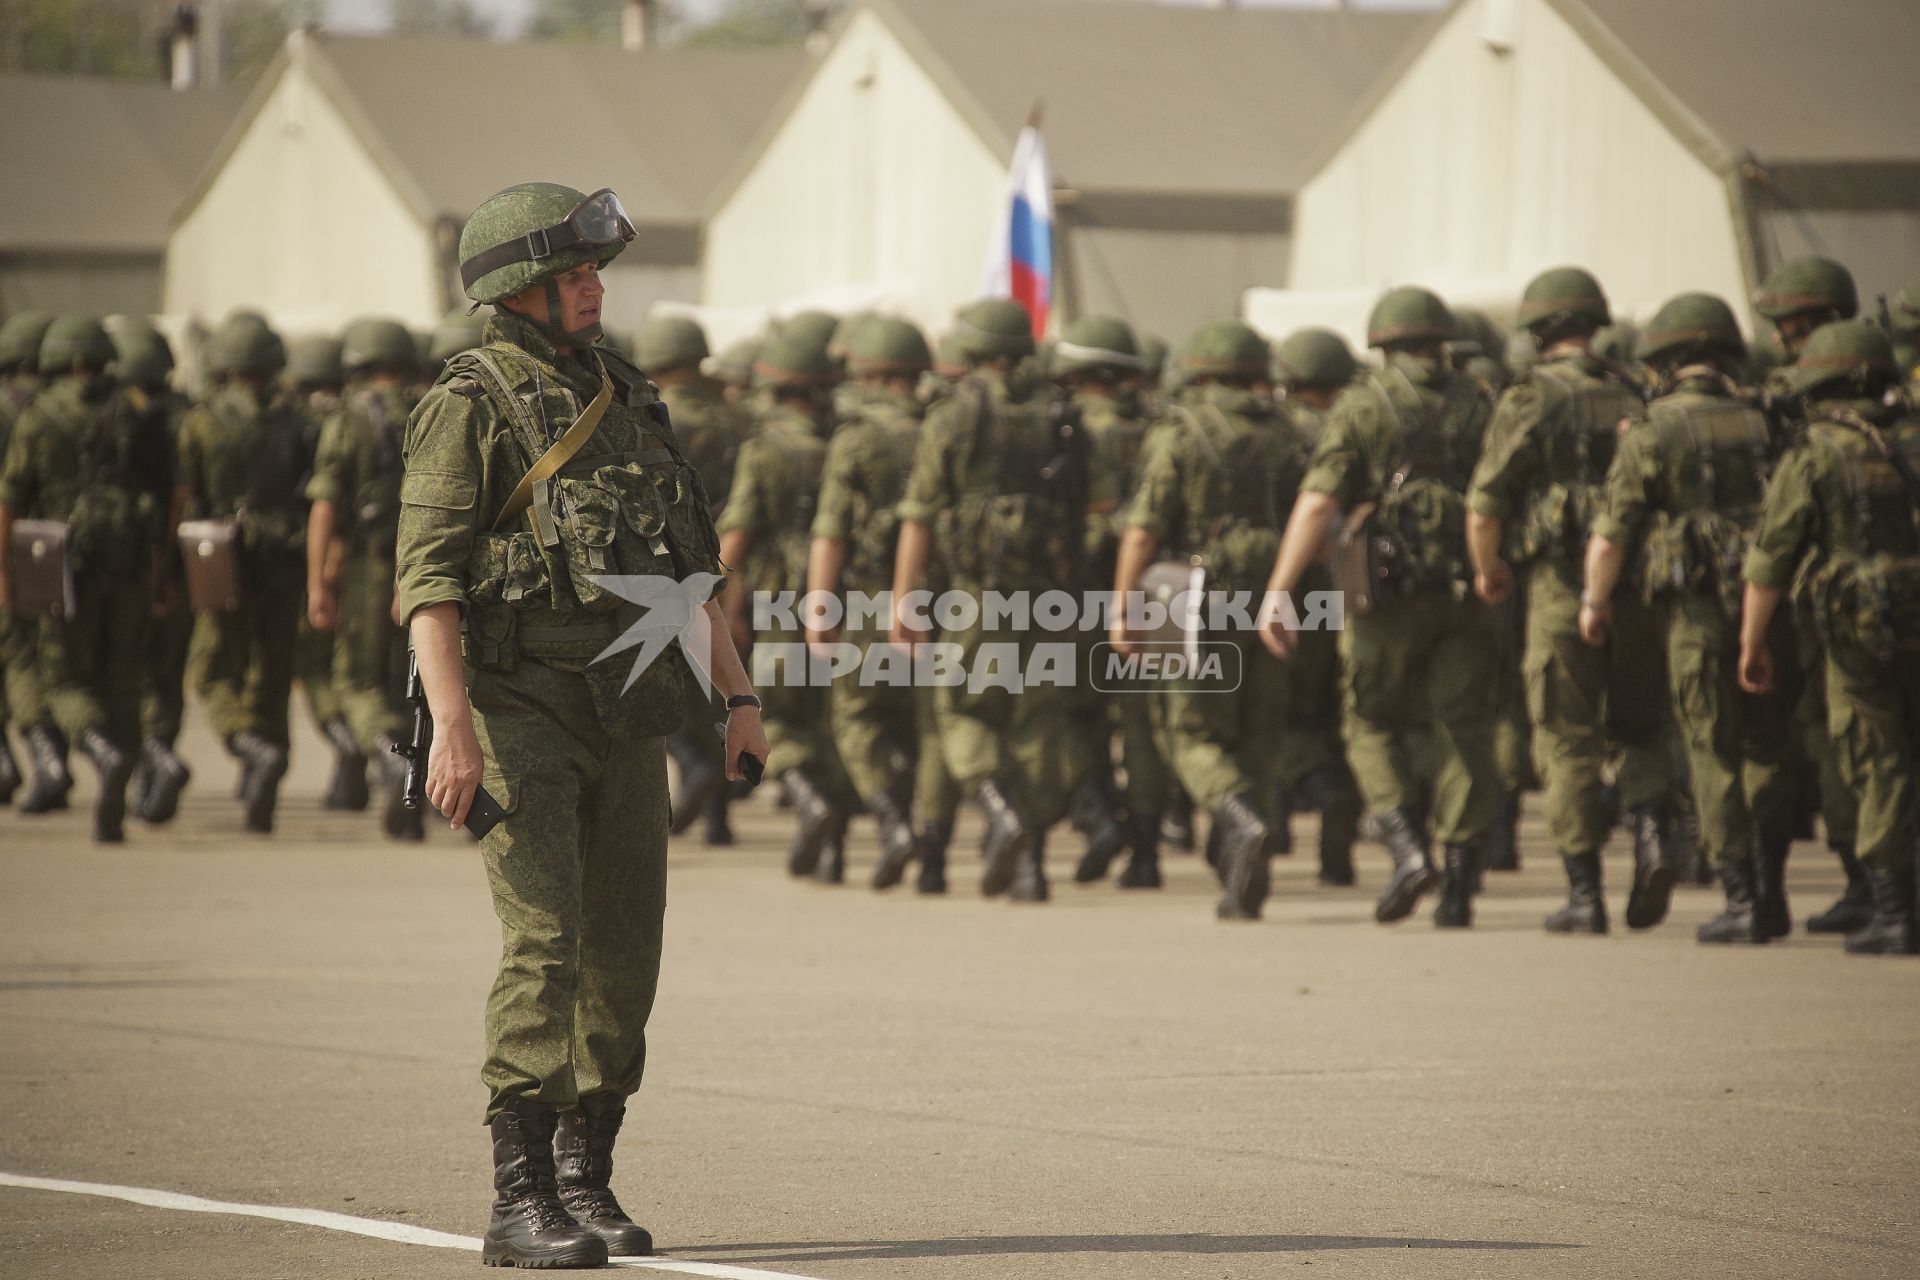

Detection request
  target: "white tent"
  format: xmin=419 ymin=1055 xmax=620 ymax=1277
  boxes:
xmin=1280 ymin=0 xmax=1920 ymax=329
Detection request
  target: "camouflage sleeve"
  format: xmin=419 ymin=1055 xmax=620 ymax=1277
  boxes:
xmin=1467 ymin=381 xmax=1544 ymax=521
xmin=809 ymin=427 xmax=860 ymax=543
xmin=895 ymin=401 xmax=960 ymax=526
xmin=304 ymin=409 xmax=354 ymax=507
xmin=1298 ymin=393 xmax=1372 ymax=507
xmin=1591 ymin=417 xmax=1658 ymax=545
xmin=714 ymin=435 xmax=770 ymax=538
xmin=1121 ymin=421 xmax=1183 ymax=544
xmin=393 ymin=384 xmax=492 ymax=623
xmin=0 ymin=408 xmax=38 ymax=511
xmin=1742 ymin=446 xmax=1820 ymax=590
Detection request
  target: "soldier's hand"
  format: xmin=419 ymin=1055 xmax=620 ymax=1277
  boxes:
xmin=426 ymin=713 xmax=484 ymax=831
xmin=1738 ymin=641 xmax=1774 ymax=694
xmin=1577 ymin=602 xmax=1610 ymax=648
xmin=1257 ymin=591 xmax=1298 ymax=659
xmin=889 ymin=616 xmax=928 ymax=652
xmin=805 ymin=623 xmax=839 ymax=656
xmin=725 ymin=705 xmax=769 ymax=783
xmin=308 ymin=585 xmax=338 ymax=631
xmin=1108 ymin=619 xmax=1139 ymax=658
xmin=1475 ymin=560 xmax=1516 ymax=606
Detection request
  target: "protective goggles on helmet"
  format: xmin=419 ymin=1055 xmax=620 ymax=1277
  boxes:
xmin=460 ymin=189 xmax=637 ymax=292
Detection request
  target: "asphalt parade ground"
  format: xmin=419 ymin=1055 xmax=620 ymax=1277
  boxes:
xmin=3 ymin=708 xmax=1917 ymax=1280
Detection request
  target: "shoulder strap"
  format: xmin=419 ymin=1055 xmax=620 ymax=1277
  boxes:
xmin=467 ymin=350 xmax=613 ymax=532
xmin=1828 ymin=408 xmax=1920 ymax=517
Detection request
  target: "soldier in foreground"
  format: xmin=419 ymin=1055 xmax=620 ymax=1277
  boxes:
xmin=1739 ymin=321 xmax=1920 ymax=955
xmin=397 ymin=182 xmax=767 ymax=1267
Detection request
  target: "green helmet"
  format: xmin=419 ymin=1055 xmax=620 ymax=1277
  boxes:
xmin=635 ymin=315 xmax=710 ymax=373
xmin=779 ymin=310 xmax=842 ymax=353
xmin=753 ymin=328 xmax=838 ymax=389
xmin=1137 ymin=332 xmax=1169 ymax=382
xmin=285 ymin=335 xmax=344 ymax=388
xmin=1638 ymin=292 xmax=1744 ymax=363
xmin=1274 ymin=327 xmax=1359 ymax=389
xmin=0 ymin=311 xmax=56 ymax=372
xmin=846 ymin=316 xmax=932 ymax=376
xmin=428 ymin=309 xmax=485 ymax=364
xmin=1786 ymin=320 xmax=1898 ymax=397
xmin=933 ymin=330 xmax=970 ymax=379
xmin=948 ymin=299 xmax=1036 ymax=363
xmin=38 ymin=315 xmax=115 ymax=374
xmin=340 ymin=316 xmax=418 ymax=375
xmin=1052 ymin=314 xmax=1141 ymax=377
xmin=1366 ymin=286 xmax=1456 ymax=349
xmin=1517 ymin=266 xmax=1611 ymax=333
xmin=1591 ymin=322 xmax=1638 ymax=364
xmin=708 ymin=336 xmax=760 ymax=388
xmin=1176 ymin=319 xmax=1270 ymax=380
xmin=458 ymin=183 xmax=634 ymax=305
xmin=1753 ymin=255 xmax=1858 ymax=322
xmin=208 ymin=311 xmax=286 ymax=378
xmin=1891 ymin=276 xmax=1920 ymax=338
xmin=828 ymin=313 xmax=878 ymax=363
xmin=109 ymin=322 xmax=175 ymax=389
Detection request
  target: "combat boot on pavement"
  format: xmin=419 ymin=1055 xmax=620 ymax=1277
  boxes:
xmin=1623 ymin=805 xmax=1676 ymax=930
xmin=868 ymin=788 xmax=919 ymax=891
xmin=137 ymin=736 xmax=192 ymax=824
xmin=554 ymin=1094 xmax=655 ymax=1258
xmin=1807 ymin=843 xmax=1872 ymax=934
xmin=1488 ymin=789 xmax=1522 ymax=872
xmin=1008 ymin=827 xmax=1050 ymax=903
xmin=916 ymin=819 xmax=952 ymax=896
xmin=483 ymin=1098 xmax=607 ymax=1269
xmin=1116 ymin=811 xmax=1163 ymax=889
xmin=320 ymin=717 xmax=368 ymax=812
xmin=76 ymin=727 xmax=133 ymax=844
xmin=1069 ymin=777 xmax=1129 ymax=883
xmin=1843 ymin=862 xmax=1920 ymax=956
xmin=1213 ymin=793 xmax=1272 ymax=921
xmin=782 ymin=768 xmax=837 ymax=878
xmin=977 ymin=777 xmax=1030 ymax=898
xmin=374 ymin=734 xmax=424 ymax=842
xmin=1301 ymin=767 xmax=1358 ymax=887
xmin=227 ymin=730 xmax=287 ymax=835
xmin=16 ymin=724 xmax=72 ymax=814
xmin=1433 ymin=844 xmax=1476 ymax=929
xmin=1697 ymin=854 xmax=1768 ymax=945
xmin=1160 ymin=789 xmax=1196 ymax=853
xmin=1755 ymin=829 xmax=1793 ymax=940
xmin=0 ymin=731 xmax=18 ymax=805
xmin=1544 ymin=851 xmax=1607 ymax=934
xmin=1373 ymin=806 xmax=1437 ymax=923
xmin=813 ymin=808 xmax=851 ymax=885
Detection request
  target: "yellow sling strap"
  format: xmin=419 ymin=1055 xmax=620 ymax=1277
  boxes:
xmin=491 ymin=354 xmax=614 ymax=532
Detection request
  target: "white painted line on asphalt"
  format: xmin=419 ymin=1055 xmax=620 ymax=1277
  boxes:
xmin=0 ymin=1172 xmax=825 ymax=1280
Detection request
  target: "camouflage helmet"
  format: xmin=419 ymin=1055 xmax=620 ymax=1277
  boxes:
xmin=948 ymin=299 xmax=1036 ymax=363
xmin=208 ymin=310 xmax=286 ymax=378
xmin=458 ymin=182 xmax=634 ymax=305
xmin=285 ymin=335 xmax=344 ymax=388
xmin=1753 ymin=256 xmax=1858 ymax=323
xmin=1051 ymin=314 xmax=1141 ymax=378
xmin=933 ymin=330 xmax=970 ymax=380
xmin=753 ymin=327 xmax=838 ymax=389
xmin=1891 ymin=276 xmax=1920 ymax=338
xmin=1137 ymin=332 xmax=1169 ymax=382
xmin=428 ymin=309 xmax=485 ymax=364
xmin=0 ymin=311 xmax=56 ymax=372
xmin=1517 ymin=266 xmax=1611 ymax=333
xmin=1638 ymin=292 xmax=1744 ymax=363
xmin=634 ymin=314 xmax=710 ymax=373
xmin=1176 ymin=319 xmax=1270 ymax=380
xmin=1786 ymin=320 xmax=1898 ymax=397
xmin=38 ymin=315 xmax=117 ymax=374
xmin=707 ymin=336 xmax=760 ymax=388
xmin=340 ymin=316 xmax=418 ymax=374
xmin=108 ymin=320 xmax=176 ymax=389
xmin=846 ymin=316 xmax=932 ymax=376
xmin=779 ymin=310 xmax=842 ymax=352
xmin=1274 ymin=327 xmax=1359 ymax=390
xmin=828 ymin=313 xmax=877 ymax=363
xmin=1366 ymin=286 xmax=1456 ymax=348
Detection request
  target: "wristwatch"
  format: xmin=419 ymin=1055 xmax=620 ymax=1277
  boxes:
xmin=725 ymin=694 xmax=762 ymax=711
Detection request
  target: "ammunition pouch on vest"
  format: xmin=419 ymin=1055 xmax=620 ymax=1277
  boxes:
xmin=1640 ymin=509 xmax=1752 ymax=619
xmin=1798 ymin=552 xmax=1920 ymax=666
xmin=1516 ymin=483 xmax=1601 ymax=565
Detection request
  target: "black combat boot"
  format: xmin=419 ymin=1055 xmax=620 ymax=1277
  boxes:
xmin=782 ymin=768 xmax=836 ymax=877
xmin=1008 ymin=826 xmax=1050 ymax=903
xmin=76 ymin=728 xmax=133 ymax=844
xmin=320 ymin=717 xmax=368 ymax=812
xmin=554 ymin=1093 xmax=654 ymax=1257
xmin=375 ymin=735 xmax=424 ymax=842
xmin=1807 ymin=843 xmax=1873 ymax=934
xmin=1755 ymin=830 xmax=1792 ymax=940
xmin=1669 ymin=807 xmax=1709 ymax=884
xmin=1488 ymin=790 xmax=1522 ymax=872
xmin=916 ymin=819 xmax=952 ymax=896
xmin=667 ymin=730 xmax=723 ymax=837
xmin=1433 ymin=844 xmax=1476 ymax=929
xmin=1697 ymin=854 xmax=1767 ymax=945
xmin=977 ymin=777 xmax=1030 ymax=897
xmin=228 ymin=730 xmax=287 ymax=835
xmin=1301 ymin=768 xmax=1359 ymax=887
xmin=703 ymin=786 xmax=735 ymax=847
xmin=137 ymin=736 xmax=192 ymax=824
xmin=1116 ymin=811 xmax=1163 ymax=889
xmin=483 ymin=1098 xmax=607 ymax=1269
xmin=0 ymin=731 xmax=19 ymax=805
xmin=1623 ymin=805 xmax=1676 ymax=930
xmin=1069 ymin=777 xmax=1129 ymax=884
xmin=1843 ymin=861 xmax=1919 ymax=956
xmin=1373 ymin=806 xmax=1437 ymax=923
xmin=813 ymin=808 xmax=850 ymax=885
xmin=16 ymin=724 xmax=71 ymax=814
xmin=1160 ymin=789 xmax=1196 ymax=853
xmin=869 ymin=788 xmax=919 ymax=891
xmin=1544 ymin=851 xmax=1607 ymax=934
xmin=1270 ymin=783 xmax=1294 ymax=857
xmin=1213 ymin=793 xmax=1272 ymax=921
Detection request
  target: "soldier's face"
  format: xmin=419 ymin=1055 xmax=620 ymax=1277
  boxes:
xmin=550 ymin=263 xmax=605 ymax=337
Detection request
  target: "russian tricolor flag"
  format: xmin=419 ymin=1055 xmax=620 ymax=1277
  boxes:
xmin=979 ymin=119 xmax=1054 ymax=339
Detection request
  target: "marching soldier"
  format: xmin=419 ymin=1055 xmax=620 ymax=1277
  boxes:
xmin=1 ymin=311 xmax=56 ymax=809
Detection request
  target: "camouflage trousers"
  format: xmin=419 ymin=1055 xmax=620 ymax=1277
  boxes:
xmin=754 ymin=627 xmax=856 ymax=803
xmin=830 ymin=623 xmax=919 ymax=805
xmin=1824 ymin=639 xmax=1920 ymax=875
xmin=469 ymin=658 xmax=671 ymax=1120
xmin=1664 ymin=593 xmax=1800 ymax=868
xmin=295 ymin=615 xmax=343 ymax=730
xmin=333 ymin=552 xmax=407 ymax=751
xmin=1793 ymin=623 xmax=1858 ymax=852
xmin=1156 ymin=628 xmax=1289 ymax=818
xmin=1523 ymin=564 xmax=1675 ymax=858
xmin=1340 ymin=589 xmax=1502 ymax=848
xmin=142 ymin=602 xmax=194 ymax=745
xmin=188 ymin=584 xmax=301 ymax=749
xmin=1 ymin=606 xmax=47 ymax=728
xmin=41 ymin=573 xmax=149 ymax=748
xmin=929 ymin=619 xmax=1086 ymax=830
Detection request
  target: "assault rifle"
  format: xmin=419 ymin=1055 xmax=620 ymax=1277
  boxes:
xmin=397 ymin=645 xmax=507 ymax=839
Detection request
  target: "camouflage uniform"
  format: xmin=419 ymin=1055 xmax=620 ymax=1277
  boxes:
xmin=0 ymin=312 xmax=54 ymax=806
